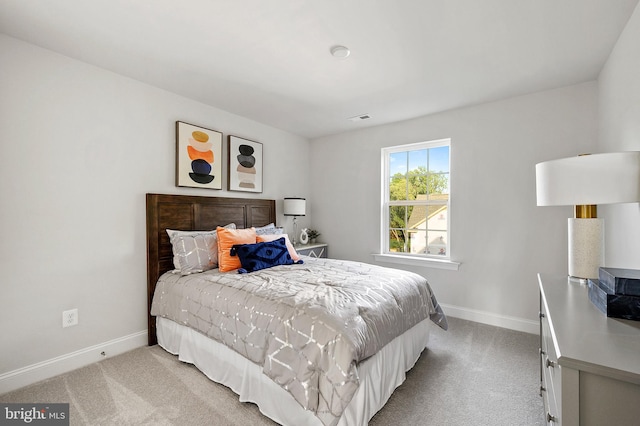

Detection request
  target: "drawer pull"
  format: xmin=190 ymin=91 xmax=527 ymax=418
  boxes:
xmin=546 ymin=357 xmax=556 ymax=368
xmin=539 ymin=311 xmax=546 ymax=319
xmin=547 ymin=412 xmax=557 ymax=423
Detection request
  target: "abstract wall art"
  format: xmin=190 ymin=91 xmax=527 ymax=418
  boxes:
xmin=228 ymin=135 xmax=263 ymax=193
xmin=176 ymin=121 xmax=223 ymax=190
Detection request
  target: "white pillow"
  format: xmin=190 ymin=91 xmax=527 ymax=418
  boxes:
xmin=167 ymin=223 xmax=236 ymax=275
xmin=254 ymin=223 xmax=277 ymax=235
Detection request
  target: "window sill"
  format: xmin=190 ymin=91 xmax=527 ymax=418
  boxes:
xmin=372 ymin=254 xmax=460 ymax=271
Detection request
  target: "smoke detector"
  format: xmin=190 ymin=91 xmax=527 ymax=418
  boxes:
xmin=330 ymin=45 xmax=351 ymax=58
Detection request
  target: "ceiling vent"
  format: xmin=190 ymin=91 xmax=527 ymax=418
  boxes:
xmin=348 ymin=114 xmax=371 ymax=122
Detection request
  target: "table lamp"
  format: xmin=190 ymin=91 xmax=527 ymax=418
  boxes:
xmin=535 ymin=152 xmax=640 ymax=280
xmin=283 ymin=197 xmax=306 ymax=245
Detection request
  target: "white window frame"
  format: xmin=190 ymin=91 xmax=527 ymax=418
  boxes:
xmin=375 ymin=138 xmax=460 ymax=270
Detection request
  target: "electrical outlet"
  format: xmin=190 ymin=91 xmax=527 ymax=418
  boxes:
xmin=62 ymin=309 xmax=78 ymax=328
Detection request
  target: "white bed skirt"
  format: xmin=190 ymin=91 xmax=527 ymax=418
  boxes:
xmin=157 ymin=317 xmax=431 ymax=426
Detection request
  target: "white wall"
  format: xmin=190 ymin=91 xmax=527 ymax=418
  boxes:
xmin=0 ymin=35 xmax=310 ymax=381
xmin=598 ymin=3 xmax=640 ymax=269
xmin=310 ymin=83 xmax=597 ymax=331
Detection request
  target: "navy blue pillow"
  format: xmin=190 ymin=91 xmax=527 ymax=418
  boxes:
xmin=230 ymin=237 xmax=303 ymax=273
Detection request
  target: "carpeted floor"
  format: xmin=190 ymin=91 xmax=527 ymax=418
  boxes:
xmin=1 ymin=317 xmax=545 ymax=425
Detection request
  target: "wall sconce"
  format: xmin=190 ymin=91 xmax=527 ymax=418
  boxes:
xmin=536 ymin=152 xmax=640 ymax=280
xmin=283 ymin=197 xmax=306 ymax=245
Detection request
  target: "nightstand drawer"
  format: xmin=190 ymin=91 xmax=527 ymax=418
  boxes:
xmin=296 ymin=243 xmax=328 ymax=258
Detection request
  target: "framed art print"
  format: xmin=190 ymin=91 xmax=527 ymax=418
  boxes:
xmin=176 ymin=121 xmax=223 ymax=190
xmin=228 ymin=135 xmax=263 ymax=193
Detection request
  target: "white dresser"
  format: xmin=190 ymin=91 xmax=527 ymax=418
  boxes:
xmin=538 ymin=274 xmax=640 ymax=425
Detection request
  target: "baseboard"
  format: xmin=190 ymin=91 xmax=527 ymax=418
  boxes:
xmin=441 ymin=303 xmax=539 ymax=335
xmin=0 ymin=330 xmax=148 ymax=394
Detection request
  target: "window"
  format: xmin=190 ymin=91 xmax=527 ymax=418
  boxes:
xmin=382 ymin=139 xmax=450 ymax=260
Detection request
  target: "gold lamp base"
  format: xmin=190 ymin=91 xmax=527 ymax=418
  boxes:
xmin=575 ymin=204 xmax=597 ymax=219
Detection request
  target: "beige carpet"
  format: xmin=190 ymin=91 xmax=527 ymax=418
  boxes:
xmin=1 ymin=317 xmax=545 ymax=425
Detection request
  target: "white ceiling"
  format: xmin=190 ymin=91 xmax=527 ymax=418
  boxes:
xmin=1 ymin=0 xmax=638 ymax=139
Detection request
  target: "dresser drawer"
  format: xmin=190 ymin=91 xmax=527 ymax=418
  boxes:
xmin=541 ymin=354 xmax=559 ymax=425
xmin=540 ymin=302 xmax=561 ymax=424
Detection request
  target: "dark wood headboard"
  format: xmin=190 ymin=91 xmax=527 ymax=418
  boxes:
xmin=146 ymin=193 xmax=276 ymax=345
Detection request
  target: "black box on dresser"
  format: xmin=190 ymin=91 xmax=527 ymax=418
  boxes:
xmin=588 ymin=267 xmax=640 ymax=321
xmin=598 ymin=267 xmax=640 ymax=296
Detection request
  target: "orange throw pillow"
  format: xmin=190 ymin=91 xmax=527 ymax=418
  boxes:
xmin=217 ymin=227 xmax=257 ymax=272
xmin=257 ymin=234 xmax=300 ymax=261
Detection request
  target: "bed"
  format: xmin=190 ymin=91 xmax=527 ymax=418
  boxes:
xmin=146 ymin=193 xmax=447 ymax=426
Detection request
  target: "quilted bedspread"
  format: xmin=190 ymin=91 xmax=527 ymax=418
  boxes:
xmin=151 ymin=257 xmax=447 ymax=426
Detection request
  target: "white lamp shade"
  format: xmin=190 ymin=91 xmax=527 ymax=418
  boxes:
xmin=283 ymin=198 xmax=306 ymax=216
xmin=536 ymin=151 xmax=640 ymax=206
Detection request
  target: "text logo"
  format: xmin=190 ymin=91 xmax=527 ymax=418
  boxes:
xmin=1 ymin=404 xmax=68 ymax=425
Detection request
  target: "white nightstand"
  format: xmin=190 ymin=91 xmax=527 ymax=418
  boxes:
xmin=295 ymin=243 xmax=328 ymax=258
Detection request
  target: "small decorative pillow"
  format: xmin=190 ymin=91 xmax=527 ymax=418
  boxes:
xmin=257 ymin=233 xmax=300 ymax=261
xmin=217 ymin=226 xmax=257 ymax=272
xmin=167 ymin=223 xmax=236 ymax=275
xmin=231 ymin=238 xmax=303 ymax=274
